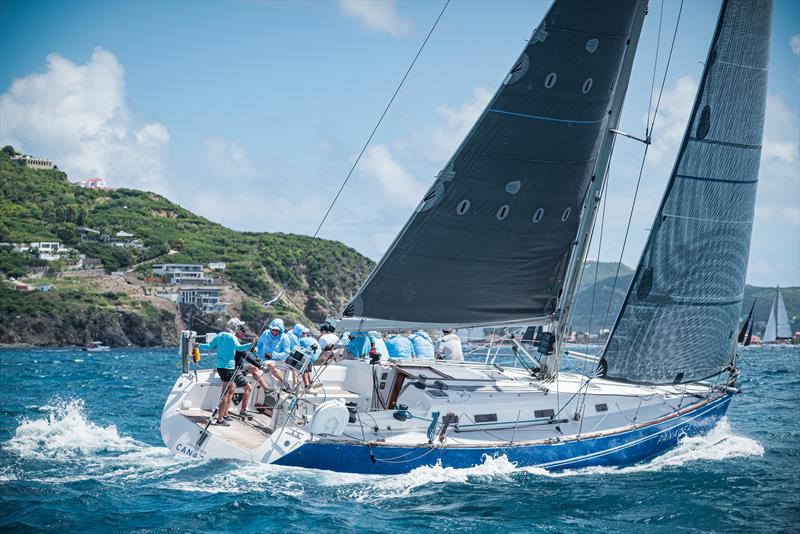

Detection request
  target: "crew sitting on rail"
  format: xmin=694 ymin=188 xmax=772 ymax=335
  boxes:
xmin=436 ymin=328 xmax=464 ymax=362
xmin=196 ymin=318 xmax=256 ymax=426
xmin=408 ymin=330 xmax=435 ymax=360
xmin=386 ymin=332 xmax=416 ymax=361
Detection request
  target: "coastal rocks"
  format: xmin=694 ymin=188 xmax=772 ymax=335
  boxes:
xmin=0 ymin=307 xmax=178 ymax=348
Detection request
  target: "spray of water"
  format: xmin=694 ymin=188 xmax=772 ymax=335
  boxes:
xmin=3 ymin=398 xmax=763 ymax=498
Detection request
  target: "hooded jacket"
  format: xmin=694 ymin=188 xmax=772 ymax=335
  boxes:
xmin=287 ymin=323 xmax=309 ymax=350
xmin=256 ymin=318 xmax=292 ymax=361
xmin=346 ymin=331 xmax=388 ymax=361
xmin=408 ymin=330 xmax=434 ymax=359
xmin=385 ymin=334 xmax=416 ymax=360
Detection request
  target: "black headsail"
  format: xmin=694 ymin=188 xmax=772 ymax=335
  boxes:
xmin=599 ymin=0 xmax=772 ymax=384
xmin=737 ymin=299 xmax=755 ymax=345
xmin=343 ymin=1 xmax=642 ymax=327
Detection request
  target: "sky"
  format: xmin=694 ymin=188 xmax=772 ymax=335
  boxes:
xmin=1 ymin=0 xmax=798 ymax=287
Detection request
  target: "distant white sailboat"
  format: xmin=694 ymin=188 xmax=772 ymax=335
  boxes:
xmin=762 ymin=286 xmax=792 ymax=343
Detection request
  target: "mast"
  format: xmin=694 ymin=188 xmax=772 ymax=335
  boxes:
xmin=545 ymin=0 xmax=649 ymax=378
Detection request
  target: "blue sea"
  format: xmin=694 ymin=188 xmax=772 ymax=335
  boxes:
xmin=0 ymin=345 xmax=798 ymax=533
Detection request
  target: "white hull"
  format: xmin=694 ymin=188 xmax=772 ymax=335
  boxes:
xmin=161 ymin=360 xmax=731 ymax=471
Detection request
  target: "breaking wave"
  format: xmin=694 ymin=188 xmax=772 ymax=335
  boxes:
xmin=4 ymin=397 xmax=187 ymax=483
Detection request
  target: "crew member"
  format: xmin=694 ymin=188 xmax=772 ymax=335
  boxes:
xmin=385 ymin=332 xmax=416 ymax=361
xmin=298 ymin=332 xmax=321 ymax=388
xmin=436 ymin=328 xmax=464 ymax=362
xmin=318 ymin=322 xmax=339 ymax=352
xmin=256 ymin=318 xmax=293 ymax=361
xmin=197 ymin=318 xmax=255 ymax=426
xmin=408 ymin=330 xmax=435 ymax=359
xmin=232 ymin=321 xmax=282 ymax=414
xmin=287 ymin=323 xmax=309 ymax=350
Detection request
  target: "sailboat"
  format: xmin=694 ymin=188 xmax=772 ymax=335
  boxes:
xmin=161 ymin=0 xmax=772 ymax=473
xmin=762 ymin=286 xmax=792 ymax=343
xmin=738 ymin=300 xmax=756 ymax=346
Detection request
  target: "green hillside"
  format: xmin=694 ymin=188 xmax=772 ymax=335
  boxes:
xmin=0 ymin=147 xmax=374 ymax=333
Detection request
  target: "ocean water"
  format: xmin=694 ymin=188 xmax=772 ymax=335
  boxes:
xmin=0 ymin=345 xmax=797 ymax=533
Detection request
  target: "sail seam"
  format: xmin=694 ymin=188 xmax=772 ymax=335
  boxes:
xmin=716 ymin=59 xmax=768 ymax=71
xmin=662 ymin=212 xmax=752 ymax=224
xmin=629 ymin=297 xmax=742 ymax=308
xmin=689 ymin=138 xmax=762 ymax=150
xmin=487 ymin=108 xmax=605 ymax=125
xmin=675 ymin=174 xmax=758 ymax=184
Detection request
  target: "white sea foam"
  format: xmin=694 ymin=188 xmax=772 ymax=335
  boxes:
xmin=522 ymin=418 xmax=764 ymax=478
xmin=164 ymin=464 xmax=306 ymax=497
xmin=4 ymin=397 xmax=188 ymax=484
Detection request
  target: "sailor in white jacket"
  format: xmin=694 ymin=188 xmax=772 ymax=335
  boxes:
xmin=436 ymin=329 xmax=463 ymax=362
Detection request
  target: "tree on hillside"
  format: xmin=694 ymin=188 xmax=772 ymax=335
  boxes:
xmin=2 ymin=146 xmax=18 ymax=157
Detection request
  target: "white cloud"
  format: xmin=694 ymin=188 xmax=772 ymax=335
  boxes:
xmin=790 ymin=34 xmax=800 ymax=55
xmin=337 ymin=0 xmax=412 ymax=36
xmin=204 ymin=137 xmax=254 ymax=178
xmin=429 ymin=86 xmax=492 ymax=160
xmin=751 ymin=94 xmax=800 ymax=284
xmin=762 ymin=96 xmax=799 ymax=166
xmin=359 ymin=144 xmax=427 ymax=207
xmin=0 ymin=48 xmax=170 ymax=193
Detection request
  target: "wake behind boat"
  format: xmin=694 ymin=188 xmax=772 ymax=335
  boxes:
xmin=161 ymin=0 xmax=772 ymax=474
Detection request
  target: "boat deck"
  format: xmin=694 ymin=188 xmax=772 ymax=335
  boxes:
xmin=182 ymin=409 xmax=273 ymax=451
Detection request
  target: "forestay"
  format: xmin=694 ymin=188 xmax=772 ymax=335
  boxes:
xmin=599 ymin=0 xmax=772 ymax=384
xmin=345 ymin=0 xmax=640 ymax=325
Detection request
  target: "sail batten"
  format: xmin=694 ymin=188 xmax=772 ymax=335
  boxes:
xmin=344 ymin=0 xmax=642 ymax=325
xmin=599 ymin=0 xmax=772 ymax=385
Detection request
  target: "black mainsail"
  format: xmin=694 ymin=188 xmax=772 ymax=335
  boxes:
xmin=344 ymin=0 xmax=642 ymax=327
xmin=599 ymin=0 xmax=772 ymax=384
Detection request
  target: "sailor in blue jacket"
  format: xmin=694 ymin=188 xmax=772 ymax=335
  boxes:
xmin=408 ymin=330 xmax=435 ymax=359
xmin=386 ymin=333 xmax=416 ymax=360
xmin=256 ymin=318 xmax=293 ymax=361
xmin=287 ymin=323 xmax=309 ymax=350
xmin=197 ymin=318 xmax=255 ymax=426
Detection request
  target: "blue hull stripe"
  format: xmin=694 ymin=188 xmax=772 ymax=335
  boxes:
xmin=275 ymin=394 xmax=733 ymax=475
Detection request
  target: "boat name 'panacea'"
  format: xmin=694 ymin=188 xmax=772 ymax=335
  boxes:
xmin=656 ymin=425 xmax=689 ymax=445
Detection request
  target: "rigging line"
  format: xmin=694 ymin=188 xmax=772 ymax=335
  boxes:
xmin=600 ymin=144 xmax=648 ymax=334
xmin=600 ymin=1 xmax=684 ymax=334
xmin=648 ymin=0 xmax=684 ymax=135
xmin=581 ymin=168 xmax=611 ymax=379
xmin=311 ymin=0 xmax=451 ymax=240
xmin=645 ymin=0 xmax=665 ymax=134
